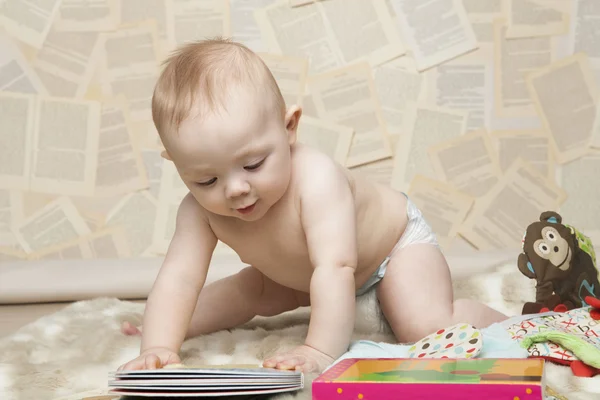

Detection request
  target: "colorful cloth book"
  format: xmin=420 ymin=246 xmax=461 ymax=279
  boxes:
xmin=312 ymin=358 xmax=545 ymax=399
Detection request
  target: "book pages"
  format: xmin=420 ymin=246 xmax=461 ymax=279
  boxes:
xmin=0 ymin=246 xmax=28 ymax=262
xmin=80 ymin=211 xmax=105 ymax=232
xmin=166 ymin=0 xmax=231 ymax=50
xmin=290 ymin=0 xmax=323 ymax=6
xmin=0 ymin=189 xmax=23 ymax=247
xmin=493 ymin=18 xmax=554 ymax=117
xmin=119 ymin=0 xmax=169 ymax=47
xmin=460 ymin=0 xmax=505 ymax=20
xmin=406 ymin=174 xmax=475 ymax=249
xmin=0 ymin=92 xmax=35 ymax=191
xmin=21 ymin=192 xmax=59 ymax=219
xmin=29 ymin=227 xmax=131 ymax=260
xmin=527 ymin=53 xmax=598 ymax=164
xmin=32 ymin=28 xmax=105 ymax=99
xmin=557 ymin=150 xmax=600 ymax=245
xmin=95 ymin=97 xmax=149 ymax=197
xmin=98 ymin=22 xmax=162 ymax=123
xmin=0 ymin=0 xmax=62 ymax=48
xmin=593 ymin=101 xmax=600 ymax=149
xmin=301 ymin=91 xmax=319 ymax=118
xmin=350 ymin=158 xmax=394 ymax=187
xmin=230 ymin=0 xmax=277 ymax=53
xmin=426 ymin=58 xmax=490 ymax=132
xmin=259 ymin=53 xmax=308 ymax=108
xmin=506 ymin=0 xmax=570 ymax=39
xmin=1 ymin=1 xmax=599 ymax=266
xmin=141 ymin=148 xmax=164 ymax=199
xmin=492 ymin=130 xmax=555 ymax=180
xmin=428 ymin=129 xmax=502 ymax=198
xmin=30 ymin=96 xmax=101 ymax=196
xmin=255 ymin=0 xmax=405 ymax=74
xmin=460 ymin=158 xmax=567 ymax=250
xmin=0 ymin=34 xmax=46 ymax=94
xmin=296 ymin=116 xmax=354 ymax=165
xmin=105 ymin=191 xmax=158 ymax=257
xmin=391 ymin=105 xmax=468 ymax=191
xmin=13 ymin=196 xmax=91 ymax=254
xmin=373 ymin=57 xmax=425 ymax=137
xmin=307 ymin=62 xmax=393 ymax=167
xmin=389 ymin=0 xmax=478 ymax=71
xmin=568 ymin=0 xmax=600 ymax=75
xmin=151 ymin=160 xmax=188 ymax=255
xmin=54 ymin=0 xmax=120 ymax=32
xmin=461 ymin=0 xmax=505 ymax=52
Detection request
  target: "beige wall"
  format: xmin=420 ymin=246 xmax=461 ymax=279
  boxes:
xmin=1 ymin=0 xmax=599 ymax=264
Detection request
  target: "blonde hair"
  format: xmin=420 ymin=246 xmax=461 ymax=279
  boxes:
xmin=152 ymin=38 xmax=286 ymax=141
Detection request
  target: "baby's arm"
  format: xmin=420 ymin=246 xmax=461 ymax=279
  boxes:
xmin=120 ymin=193 xmax=217 ymax=370
xmin=299 ymin=159 xmax=357 ymax=361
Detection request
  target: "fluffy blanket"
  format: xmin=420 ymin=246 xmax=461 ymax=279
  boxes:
xmin=1 ymin=261 xmax=600 ymax=400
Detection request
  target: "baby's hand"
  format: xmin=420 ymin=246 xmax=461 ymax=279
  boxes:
xmin=263 ymin=344 xmax=335 ymax=373
xmin=117 ymin=347 xmax=181 ymax=371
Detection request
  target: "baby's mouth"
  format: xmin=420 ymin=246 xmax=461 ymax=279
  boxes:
xmin=236 ymin=202 xmax=256 ymax=214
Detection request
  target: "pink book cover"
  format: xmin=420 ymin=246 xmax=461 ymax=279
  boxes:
xmin=312 ymin=358 xmax=546 ymax=400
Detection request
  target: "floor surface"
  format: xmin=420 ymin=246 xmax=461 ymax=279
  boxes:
xmin=0 ymin=302 xmax=71 ymax=338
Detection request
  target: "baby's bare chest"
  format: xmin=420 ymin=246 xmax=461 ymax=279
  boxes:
xmin=208 ymin=209 xmax=313 ymax=289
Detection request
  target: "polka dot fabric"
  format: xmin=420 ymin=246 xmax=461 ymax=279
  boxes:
xmin=408 ymin=323 xmax=483 ymax=359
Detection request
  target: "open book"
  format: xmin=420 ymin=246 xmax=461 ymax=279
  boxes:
xmin=107 ymin=364 xmax=304 ymax=397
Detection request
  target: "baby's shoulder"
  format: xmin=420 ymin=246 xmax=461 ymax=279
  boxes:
xmin=291 ymin=143 xmax=351 ymax=185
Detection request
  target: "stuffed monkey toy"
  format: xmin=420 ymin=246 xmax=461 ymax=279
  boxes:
xmin=518 ymin=211 xmax=599 ymax=315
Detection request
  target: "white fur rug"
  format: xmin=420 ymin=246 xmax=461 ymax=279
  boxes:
xmin=1 ymin=261 xmax=600 ymax=400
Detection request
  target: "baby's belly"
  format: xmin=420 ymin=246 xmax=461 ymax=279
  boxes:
xmin=243 ymin=253 xmax=315 ymax=292
xmin=237 ymin=250 xmax=393 ymax=294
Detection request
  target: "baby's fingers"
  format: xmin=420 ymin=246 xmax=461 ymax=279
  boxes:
xmin=144 ymin=354 xmax=162 ymax=370
xmin=163 ymin=353 xmax=182 ymax=366
xmin=117 ymin=358 xmax=145 ymax=372
xmin=262 ymin=356 xmax=283 ymax=368
xmin=277 ymin=356 xmax=306 ymax=370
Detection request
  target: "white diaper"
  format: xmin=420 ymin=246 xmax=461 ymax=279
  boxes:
xmin=355 ymin=193 xmax=439 ymax=297
xmin=389 ymin=193 xmax=439 ymax=256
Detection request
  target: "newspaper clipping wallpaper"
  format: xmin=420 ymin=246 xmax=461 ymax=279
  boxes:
xmin=0 ymin=0 xmax=599 ymax=262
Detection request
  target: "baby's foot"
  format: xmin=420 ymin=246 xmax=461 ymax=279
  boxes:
xmin=121 ymin=321 xmax=142 ymax=336
xmin=263 ymin=345 xmax=334 ymax=373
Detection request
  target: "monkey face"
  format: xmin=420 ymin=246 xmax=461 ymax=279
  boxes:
xmin=533 ymin=226 xmax=572 ymax=271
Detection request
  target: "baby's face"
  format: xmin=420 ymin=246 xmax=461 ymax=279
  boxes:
xmin=169 ymin=89 xmax=297 ymax=221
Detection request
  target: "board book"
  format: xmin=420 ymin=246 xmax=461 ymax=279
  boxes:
xmin=312 ymin=358 xmax=546 ymax=399
xmin=107 ymin=364 xmax=304 ymax=397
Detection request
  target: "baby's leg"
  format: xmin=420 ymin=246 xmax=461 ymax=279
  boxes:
xmin=122 ymin=266 xmax=309 ymax=339
xmin=185 ymin=266 xmax=310 ymax=338
xmin=376 ymin=243 xmax=507 ymax=343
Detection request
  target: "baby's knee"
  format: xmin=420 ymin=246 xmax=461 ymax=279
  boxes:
xmin=400 ymin=307 xmax=458 ymax=343
xmin=235 ymin=266 xmax=265 ymax=302
xmin=404 ymin=320 xmax=446 ymax=343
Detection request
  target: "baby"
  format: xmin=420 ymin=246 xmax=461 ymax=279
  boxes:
xmin=118 ymin=38 xmax=507 ymax=373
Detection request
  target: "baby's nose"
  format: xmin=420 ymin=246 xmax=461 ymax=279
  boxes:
xmin=226 ymin=180 xmax=250 ymax=198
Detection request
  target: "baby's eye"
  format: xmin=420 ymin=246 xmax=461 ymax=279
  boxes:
xmin=197 ymin=177 xmax=217 ymax=186
xmin=245 ymin=158 xmax=265 ymax=171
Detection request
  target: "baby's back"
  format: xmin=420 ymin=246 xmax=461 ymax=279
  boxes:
xmin=205 ymin=144 xmax=408 ymax=293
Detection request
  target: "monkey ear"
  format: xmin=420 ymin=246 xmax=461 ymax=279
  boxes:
xmin=518 ymin=253 xmax=536 ymax=279
xmin=540 ymin=211 xmax=562 ymax=225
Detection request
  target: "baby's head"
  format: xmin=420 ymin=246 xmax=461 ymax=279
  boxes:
xmin=153 ymin=38 xmax=302 ymax=221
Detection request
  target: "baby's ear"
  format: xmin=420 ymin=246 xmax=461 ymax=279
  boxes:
xmin=284 ymin=105 xmax=302 ymax=145
xmin=160 ymin=150 xmax=172 ymax=161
